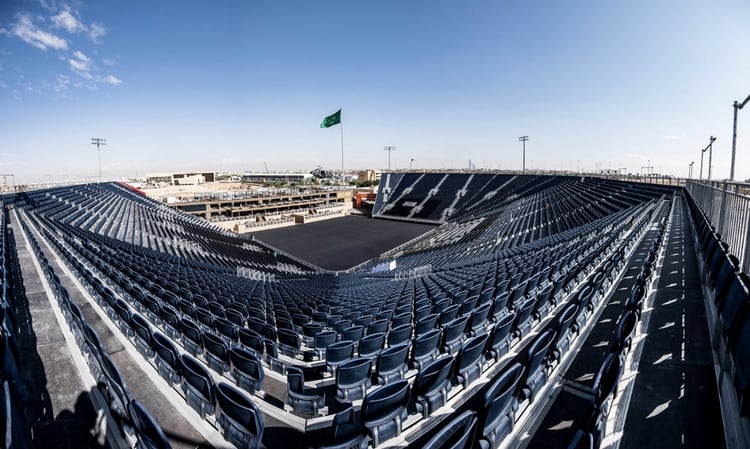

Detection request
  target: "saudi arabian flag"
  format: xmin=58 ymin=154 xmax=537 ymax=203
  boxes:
xmin=320 ymin=109 xmax=341 ymax=128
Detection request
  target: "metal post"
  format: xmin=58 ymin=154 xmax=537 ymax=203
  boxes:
xmin=699 ymin=149 xmax=705 ymax=180
xmin=384 ymin=146 xmax=396 ymax=171
xmin=91 ymin=137 xmax=107 ymax=183
xmin=518 ymin=136 xmax=528 ymax=174
xmin=731 ymin=94 xmax=750 ymax=180
xmin=708 ymin=136 xmax=716 ymax=181
xmin=732 ymin=101 xmax=739 ymax=181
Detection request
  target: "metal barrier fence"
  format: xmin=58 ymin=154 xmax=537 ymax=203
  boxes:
xmin=687 ymin=180 xmax=750 ymax=273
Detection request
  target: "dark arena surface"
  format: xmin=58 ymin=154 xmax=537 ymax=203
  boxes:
xmin=251 ymin=215 xmax=435 ymax=271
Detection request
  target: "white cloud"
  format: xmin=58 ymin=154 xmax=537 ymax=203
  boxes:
xmin=12 ymin=14 xmax=68 ymax=51
xmin=68 ymin=50 xmax=92 ymax=78
xmin=103 ymin=74 xmax=121 ymax=85
xmin=51 ymin=8 xmax=83 ymax=33
xmin=102 ymin=57 xmax=118 ymax=67
xmin=664 ymin=135 xmax=680 ymax=140
xmin=89 ymin=23 xmax=106 ymax=43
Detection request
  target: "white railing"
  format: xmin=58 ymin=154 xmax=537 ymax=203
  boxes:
xmin=687 ymin=180 xmax=750 ymax=272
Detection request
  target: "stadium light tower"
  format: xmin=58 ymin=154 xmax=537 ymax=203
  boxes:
xmin=689 ymin=161 xmax=694 ymax=179
xmin=384 ymin=146 xmax=396 ymax=171
xmin=91 ymin=137 xmax=107 ymax=182
xmin=699 ymin=136 xmax=716 ymax=180
xmin=518 ymin=136 xmax=528 ymax=174
xmin=731 ymin=93 xmax=750 ymax=180
xmin=410 ymin=158 xmax=414 ymax=170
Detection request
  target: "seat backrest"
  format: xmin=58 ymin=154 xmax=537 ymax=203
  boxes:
xmin=423 ymin=410 xmax=477 ymax=449
xmin=314 ymin=330 xmax=338 ymax=350
xmin=129 ymin=400 xmax=172 ymax=449
xmin=377 ymin=343 xmax=410 ymax=374
xmin=525 ymin=329 xmax=555 ymax=373
xmin=414 ymin=328 xmax=442 ymax=357
xmin=592 ymin=352 xmax=621 ymax=405
xmin=415 ymin=355 xmax=455 ymax=396
xmin=216 ymin=382 xmax=264 ymax=443
xmin=388 ymin=323 xmax=413 ymax=346
xmin=238 ymin=328 xmax=264 ymax=354
xmin=361 ymin=379 xmax=410 ymax=423
xmin=152 ymin=331 xmax=180 ymax=369
xmin=337 ymin=357 xmax=372 ymax=387
xmin=180 ymin=354 xmax=216 ymax=402
xmin=327 ymin=340 xmax=355 ymax=363
xmin=203 ymin=331 xmax=229 ymax=360
xmin=230 ymin=347 xmax=263 ymax=380
xmin=359 ymin=332 xmax=386 ymax=357
xmin=457 ymin=334 xmax=488 ymax=371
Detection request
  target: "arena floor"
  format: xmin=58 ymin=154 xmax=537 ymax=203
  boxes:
xmin=251 ymin=215 xmax=435 ymax=271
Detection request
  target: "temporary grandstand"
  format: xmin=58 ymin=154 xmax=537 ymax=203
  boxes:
xmin=1 ymin=173 xmax=748 ymax=449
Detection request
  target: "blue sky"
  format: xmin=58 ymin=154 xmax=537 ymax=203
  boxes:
xmin=1 ymin=0 xmax=749 ymax=184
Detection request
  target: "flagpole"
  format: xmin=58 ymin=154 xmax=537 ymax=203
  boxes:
xmin=340 ymin=113 xmax=345 ymax=185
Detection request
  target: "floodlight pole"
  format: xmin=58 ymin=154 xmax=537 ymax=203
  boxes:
xmin=708 ymin=136 xmax=716 ymax=181
xmin=91 ymin=137 xmax=107 ymax=182
xmin=699 ymin=136 xmax=716 ymax=181
xmin=689 ymin=161 xmax=694 ymax=180
xmin=731 ymin=93 xmax=750 ymax=180
xmin=518 ymin=136 xmax=528 ymax=174
xmin=384 ymin=146 xmax=396 ymax=171
xmin=410 ymin=158 xmax=414 ymax=170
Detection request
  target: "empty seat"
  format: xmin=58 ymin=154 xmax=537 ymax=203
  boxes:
xmin=367 ymin=319 xmax=389 ymax=336
xmin=319 ymin=406 xmax=367 ymax=449
xmin=238 ymin=328 xmax=264 ymax=356
xmin=180 ymin=317 xmax=204 ymax=356
xmin=423 ymin=410 xmax=477 ymax=449
xmin=277 ymin=328 xmax=301 ymax=358
xmin=230 ymin=346 xmax=264 ymax=394
xmin=467 ymin=303 xmax=492 ymax=336
xmin=455 ymin=333 xmax=488 ymax=388
xmin=359 ymin=332 xmax=386 ymax=360
xmin=521 ymin=329 xmax=555 ymax=402
xmin=487 ymin=312 xmax=515 ymax=362
xmin=477 ymin=362 xmax=524 ymax=449
xmin=129 ymin=399 xmax=172 ymax=449
xmin=180 ymin=354 xmax=216 ymax=418
xmin=203 ymin=331 xmax=231 ymax=373
xmin=287 ymin=366 xmax=325 ymax=417
xmin=151 ymin=331 xmax=181 ymax=386
xmin=314 ymin=330 xmax=338 ymax=359
xmin=216 ymin=383 xmax=264 ymax=449
xmin=336 ymin=357 xmax=373 ymax=402
xmin=98 ymin=352 xmax=133 ymax=421
xmin=512 ymin=297 xmax=536 ymax=339
xmin=551 ymin=302 xmax=579 ymax=363
xmin=611 ymin=310 xmax=637 ymax=357
xmin=411 ymin=328 xmax=442 ymax=370
xmin=342 ymin=325 xmax=365 ymax=345
xmin=439 ymin=304 xmax=461 ymax=326
xmin=214 ymin=317 xmax=239 ymax=344
xmin=327 ymin=340 xmax=355 ymax=376
xmin=416 ymin=313 xmax=439 ymax=335
xmin=131 ymin=312 xmax=154 ymax=358
xmin=387 ymin=323 xmax=412 ymax=347
xmin=413 ymin=355 xmax=455 ymax=418
xmin=442 ymin=315 xmax=469 ymax=355
xmin=375 ymin=343 xmax=410 ymax=385
xmin=361 ymin=379 xmax=410 ymax=447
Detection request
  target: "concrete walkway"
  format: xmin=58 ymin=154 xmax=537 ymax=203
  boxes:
xmin=620 ymin=195 xmax=725 ymax=449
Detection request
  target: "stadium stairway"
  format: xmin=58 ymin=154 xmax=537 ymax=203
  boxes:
xmin=523 ymin=193 xmax=725 ymax=449
xmin=10 ymin=210 xmax=227 ymax=449
xmin=618 ymin=194 xmax=724 ymax=449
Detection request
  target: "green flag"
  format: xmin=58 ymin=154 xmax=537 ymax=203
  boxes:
xmin=320 ymin=109 xmax=341 ymax=128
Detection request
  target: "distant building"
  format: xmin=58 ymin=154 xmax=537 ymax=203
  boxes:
xmin=357 ymin=170 xmax=380 ymax=183
xmin=146 ymin=171 xmax=216 ymax=186
xmin=241 ymin=173 xmax=312 ymax=184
